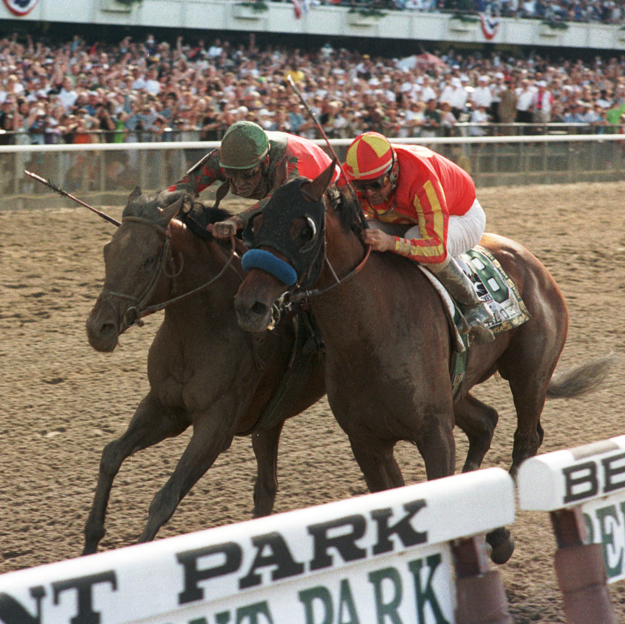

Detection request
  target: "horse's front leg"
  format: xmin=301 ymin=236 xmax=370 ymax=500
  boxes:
xmin=137 ymin=404 xmax=239 ymax=543
xmin=415 ymin=412 xmax=456 ymax=481
xmin=83 ymin=392 xmax=190 ymax=555
xmin=251 ymin=421 xmax=285 ymax=518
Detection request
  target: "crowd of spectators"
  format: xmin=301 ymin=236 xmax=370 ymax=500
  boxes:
xmin=278 ymin=0 xmax=625 ymax=25
xmin=1 ymin=30 xmax=625 ymax=156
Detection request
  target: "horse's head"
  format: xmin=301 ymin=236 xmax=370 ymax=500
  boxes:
xmin=86 ymin=186 xmax=183 ymax=352
xmin=235 ymin=161 xmax=365 ymax=333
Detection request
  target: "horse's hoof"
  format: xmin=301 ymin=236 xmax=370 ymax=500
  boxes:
xmin=486 ymin=527 xmax=515 ymax=565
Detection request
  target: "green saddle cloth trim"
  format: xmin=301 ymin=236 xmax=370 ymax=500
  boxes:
xmin=449 ymin=245 xmax=531 ymax=397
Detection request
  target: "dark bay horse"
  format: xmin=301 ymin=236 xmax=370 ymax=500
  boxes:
xmin=234 ymin=162 xmax=613 ymax=562
xmin=83 ymin=188 xmax=325 ymax=554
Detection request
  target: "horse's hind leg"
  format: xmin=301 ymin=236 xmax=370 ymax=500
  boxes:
xmin=251 ymin=421 xmax=285 ymax=518
xmin=454 ymin=395 xmax=513 ymax=564
xmin=454 ymin=393 xmax=499 ymax=473
xmin=83 ymin=392 xmax=190 ymax=555
xmin=138 ymin=408 xmax=237 ymax=543
xmin=502 ymin=368 xmax=547 ymax=476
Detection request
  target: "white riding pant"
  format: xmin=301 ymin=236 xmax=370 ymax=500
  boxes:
xmin=369 ymin=199 xmax=486 ymax=259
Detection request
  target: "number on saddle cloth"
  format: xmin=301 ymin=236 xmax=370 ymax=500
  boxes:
xmin=459 ymin=246 xmax=530 ymax=335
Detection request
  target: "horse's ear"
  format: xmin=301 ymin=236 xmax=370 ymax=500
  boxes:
xmin=301 ymin=159 xmax=336 ymax=203
xmin=158 ymin=197 xmax=183 ymax=225
xmin=128 ymin=186 xmax=142 ymax=203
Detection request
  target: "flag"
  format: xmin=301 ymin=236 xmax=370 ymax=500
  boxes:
xmin=479 ymin=12 xmax=500 ymax=40
xmin=293 ymin=0 xmax=309 ymax=19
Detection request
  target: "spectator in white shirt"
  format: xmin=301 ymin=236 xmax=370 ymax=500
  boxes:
xmin=515 ymin=78 xmax=535 ymax=124
xmin=58 ymin=76 xmax=78 ymax=113
xmin=144 ymin=67 xmax=161 ymax=95
xmin=471 ymin=75 xmax=493 ymax=110
xmin=419 ymin=75 xmax=437 ymax=103
xmin=532 ymin=81 xmax=554 ymax=124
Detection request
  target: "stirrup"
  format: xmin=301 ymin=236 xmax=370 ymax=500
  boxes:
xmin=462 ymin=303 xmax=496 ymax=345
xmin=468 ymin=324 xmax=496 ymax=345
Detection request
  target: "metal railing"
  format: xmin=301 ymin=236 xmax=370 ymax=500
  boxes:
xmin=4 ymin=133 xmax=625 ymax=210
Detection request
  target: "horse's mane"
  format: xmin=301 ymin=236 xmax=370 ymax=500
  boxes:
xmin=329 ymin=185 xmax=366 ymax=237
xmin=180 ymin=200 xmax=233 ymax=241
xmin=121 ymin=189 xmax=233 ymax=242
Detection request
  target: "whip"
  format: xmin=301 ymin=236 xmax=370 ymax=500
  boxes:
xmin=24 ymin=170 xmax=121 ymax=227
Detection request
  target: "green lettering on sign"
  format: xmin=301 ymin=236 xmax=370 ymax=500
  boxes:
xmin=408 ymin=555 xmax=450 ymax=624
xmin=596 ymin=504 xmax=623 ymax=579
xmin=368 ymin=567 xmax=403 ymax=624
xmin=338 ymin=578 xmax=360 ymax=624
xmin=236 ymin=601 xmax=274 ymax=624
xmin=299 ymin=586 xmax=333 ymax=624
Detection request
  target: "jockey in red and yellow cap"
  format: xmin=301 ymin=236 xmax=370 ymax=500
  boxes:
xmin=345 ymin=131 xmax=495 ymax=345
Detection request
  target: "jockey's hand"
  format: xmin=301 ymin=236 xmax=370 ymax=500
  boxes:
xmin=361 ymin=228 xmax=395 ymax=252
xmin=208 ymin=218 xmax=238 ymax=239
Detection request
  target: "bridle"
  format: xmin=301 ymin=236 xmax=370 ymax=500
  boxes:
xmin=288 ymin=191 xmax=371 ymax=304
xmin=243 ymin=185 xmax=372 ymax=324
xmin=101 ymin=217 xmax=239 ymax=330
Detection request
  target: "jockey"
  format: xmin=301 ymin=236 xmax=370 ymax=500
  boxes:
xmin=344 ymin=131 xmax=495 ymax=345
xmin=162 ymin=120 xmax=340 ymax=239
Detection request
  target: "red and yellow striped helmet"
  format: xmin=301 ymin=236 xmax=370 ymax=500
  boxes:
xmin=344 ymin=132 xmax=395 ymax=180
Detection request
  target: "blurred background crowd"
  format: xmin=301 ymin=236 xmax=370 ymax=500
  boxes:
xmin=1 ymin=28 xmax=625 ymax=151
xmin=279 ymin=0 xmax=625 ymax=25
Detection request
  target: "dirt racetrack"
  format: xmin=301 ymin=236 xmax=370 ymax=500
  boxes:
xmin=1 ymin=181 xmax=625 ymax=622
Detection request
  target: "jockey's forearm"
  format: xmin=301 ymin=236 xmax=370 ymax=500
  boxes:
xmin=231 ymin=203 xmax=262 ymax=230
xmin=393 ymin=236 xmax=447 ymax=265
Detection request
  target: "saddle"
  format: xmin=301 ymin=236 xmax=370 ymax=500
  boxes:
xmin=424 ymin=245 xmax=530 ymax=396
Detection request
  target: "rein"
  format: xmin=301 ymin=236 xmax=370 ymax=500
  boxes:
xmin=141 ymin=234 xmax=240 ymax=317
xmin=102 ymin=217 xmax=239 ymax=328
xmin=289 ymin=244 xmax=371 ymax=303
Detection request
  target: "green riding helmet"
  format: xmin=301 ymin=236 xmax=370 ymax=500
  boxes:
xmin=219 ymin=121 xmax=270 ymax=169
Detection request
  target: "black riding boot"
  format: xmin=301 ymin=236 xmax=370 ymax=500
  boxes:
xmin=433 ymin=257 xmax=496 ymax=345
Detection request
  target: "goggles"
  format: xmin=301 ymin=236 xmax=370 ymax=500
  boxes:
xmin=222 ymin=164 xmax=262 ymax=180
xmin=352 ymin=173 xmax=391 ymax=192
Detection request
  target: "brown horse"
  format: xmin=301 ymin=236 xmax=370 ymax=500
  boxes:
xmin=234 ymin=162 xmax=613 ymax=562
xmin=83 ymin=188 xmax=325 ymax=554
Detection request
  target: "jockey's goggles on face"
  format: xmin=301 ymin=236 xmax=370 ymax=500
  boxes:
xmin=352 ymin=173 xmax=391 ymax=192
xmin=223 ymin=164 xmax=262 ymax=180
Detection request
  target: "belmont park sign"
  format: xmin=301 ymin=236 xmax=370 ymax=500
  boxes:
xmin=0 ymin=469 xmax=514 ymax=624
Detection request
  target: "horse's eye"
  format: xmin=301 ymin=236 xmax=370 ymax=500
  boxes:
xmin=143 ymin=256 xmax=156 ymax=269
xmin=290 ymin=217 xmax=314 ymax=244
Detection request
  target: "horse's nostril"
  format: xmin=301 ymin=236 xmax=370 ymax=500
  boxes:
xmin=251 ymin=301 xmax=268 ymax=316
xmin=100 ymin=322 xmax=116 ymax=336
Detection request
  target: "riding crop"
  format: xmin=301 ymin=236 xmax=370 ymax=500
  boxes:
xmin=24 ymin=170 xmax=121 ymax=227
xmin=286 ymin=75 xmax=369 ymax=231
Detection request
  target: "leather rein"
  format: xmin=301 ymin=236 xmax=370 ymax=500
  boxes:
xmin=101 ymin=217 xmax=239 ymax=329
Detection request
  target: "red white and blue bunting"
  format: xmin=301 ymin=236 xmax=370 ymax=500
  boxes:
xmin=479 ymin=12 xmax=500 ymax=40
xmin=3 ymin=0 xmax=39 ymax=15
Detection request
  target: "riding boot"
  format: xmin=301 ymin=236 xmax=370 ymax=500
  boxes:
xmin=432 ymin=257 xmax=496 ymax=345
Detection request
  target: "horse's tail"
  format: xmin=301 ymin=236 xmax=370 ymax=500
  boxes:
xmin=546 ymin=353 xmax=616 ymax=399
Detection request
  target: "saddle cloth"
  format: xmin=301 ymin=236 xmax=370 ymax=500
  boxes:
xmin=421 ymin=245 xmax=531 ymax=354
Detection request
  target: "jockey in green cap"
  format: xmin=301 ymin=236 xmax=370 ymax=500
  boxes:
xmin=161 ymin=120 xmax=340 ymax=239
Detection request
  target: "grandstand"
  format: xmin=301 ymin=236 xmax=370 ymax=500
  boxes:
xmin=0 ymin=0 xmax=624 ymax=203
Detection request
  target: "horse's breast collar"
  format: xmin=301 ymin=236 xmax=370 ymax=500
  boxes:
xmin=243 ymin=178 xmax=326 ymax=290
